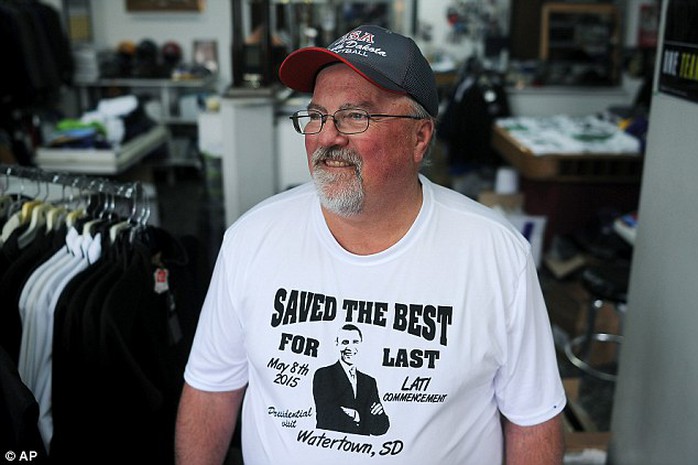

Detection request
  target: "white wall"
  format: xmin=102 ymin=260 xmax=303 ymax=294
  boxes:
xmin=44 ymin=0 xmax=61 ymax=11
xmin=608 ymin=92 xmax=698 ymax=465
xmin=607 ymin=1 xmax=698 ymax=463
xmin=506 ymin=85 xmax=640 ymax=117
xmin=415 ymin=0 xmax=509 ymax=64
xmin=66 ymin=0 xmax=644 ymax=97
xmin=89 ymin=1 xmax=232 ymax=91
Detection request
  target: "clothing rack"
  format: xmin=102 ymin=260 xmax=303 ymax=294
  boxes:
xmin=1 ymin=164 xmax=150 ymax=223
xmin=2 ymin=164 xmax=140 ymax=198
xmin=0 ymin=164 xmax=204 ymax=465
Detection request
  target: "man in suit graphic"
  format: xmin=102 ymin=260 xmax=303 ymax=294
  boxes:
xmin=312 ymin=324 xmax=389 ymax=436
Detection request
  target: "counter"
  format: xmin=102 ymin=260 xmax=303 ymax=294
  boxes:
xmin=491 ymin=115 xmax=643 ymax=249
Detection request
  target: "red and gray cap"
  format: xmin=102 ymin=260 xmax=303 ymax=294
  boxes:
xmin=279 ymin=25 xmax=439 ymax=117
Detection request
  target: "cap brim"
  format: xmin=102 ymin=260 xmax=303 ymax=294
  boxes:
xmin=278 ymin=47 xmax=405 ymax=95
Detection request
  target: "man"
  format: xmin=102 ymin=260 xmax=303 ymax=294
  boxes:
xmin=313 ymin=324 xmax=389 ymax=435
xmin=175 ymin=24 xmax=566 ymax=465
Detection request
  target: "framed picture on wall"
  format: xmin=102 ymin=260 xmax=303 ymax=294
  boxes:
xmin=638 ymin=3 xmax=659 ymax=48
xmin=193 ymin=40 xmax=219 ymax=74
xmin=64 ymin=0 xmax=93 ymax=42
xmin=125 ymin=0 xmax=204 ymax=12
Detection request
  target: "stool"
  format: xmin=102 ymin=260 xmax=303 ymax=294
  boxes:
xmin=565 ymin=263 xmax=630 ymax=382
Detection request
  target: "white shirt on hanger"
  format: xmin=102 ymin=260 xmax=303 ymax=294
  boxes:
xmin=17 ymin=226 xmax=102 ymax=452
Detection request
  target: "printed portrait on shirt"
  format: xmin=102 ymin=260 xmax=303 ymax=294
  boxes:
xmin=312 ymin=324 xmax=390 ymax=436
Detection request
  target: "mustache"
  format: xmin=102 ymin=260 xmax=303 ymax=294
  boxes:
xmin=311 ymin=146 xmax=362 ymax=168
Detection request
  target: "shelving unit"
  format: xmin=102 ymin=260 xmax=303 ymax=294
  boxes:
xmin=75 ymin=76 xmax=217 ymax=124
xmin=539 ymin=3 xmax=620 ymax=86
xmin=74 ymin=76 xmax=218 ymax=172
xmin=35 ymin=125 xmax=169 ymax=175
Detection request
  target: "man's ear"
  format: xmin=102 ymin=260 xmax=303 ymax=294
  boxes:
xmin=413 ymin=119 xmax=435 ymax=164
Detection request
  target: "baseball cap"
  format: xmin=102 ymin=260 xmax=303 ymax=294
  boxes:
xmin=278 ymin=25 xmax=438 ymax=117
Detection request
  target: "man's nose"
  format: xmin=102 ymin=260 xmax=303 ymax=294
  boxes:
xmin=315 ymin=116 xmax=348 ymax=145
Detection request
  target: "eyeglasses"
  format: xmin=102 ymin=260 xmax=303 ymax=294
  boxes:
xmin=290 ymin=108 xmax=424 ymax=135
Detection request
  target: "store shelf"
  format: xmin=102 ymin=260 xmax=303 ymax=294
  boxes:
xmin=75 ymin=76 xmax=217 ymax=124
xmin=79 ymin=77 xmax=216 ymax=88
xmin=35 ymin=125 xmax=169 ymax=175
xmin=73 ymin=77 xmax=217 ymax=172
xmin=539 ymin=3 xmax=620 ymax=86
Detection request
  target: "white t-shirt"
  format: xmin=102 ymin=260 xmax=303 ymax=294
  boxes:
xmin=18 ymin=228 xmax=102 ymax=451
xmin=185 ymin=176 xmax=566 ymax=465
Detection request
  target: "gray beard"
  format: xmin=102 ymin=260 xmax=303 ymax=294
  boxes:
xmin=311 ymin=146 xmax=364 ymax=217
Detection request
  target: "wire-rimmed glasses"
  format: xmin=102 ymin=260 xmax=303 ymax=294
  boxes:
xmin=290 ymin=108 xmax=424 ymax=135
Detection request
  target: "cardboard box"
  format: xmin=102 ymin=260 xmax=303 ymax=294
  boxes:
xmin=478 ymin=191 xmax=524 ymax=211
xmin=563 ymin=378 xmax=612 ymax=453
xmin=478 ymin=191 xmax=547 ymax=268
xmin=505 ymin=213 xmax=547 ymax=268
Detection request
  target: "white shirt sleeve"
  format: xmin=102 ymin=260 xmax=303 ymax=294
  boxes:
xmin=494 ymin=254 xmax=567 ymax=426
xmin=183 ymin=233 xmax=249 ymax=392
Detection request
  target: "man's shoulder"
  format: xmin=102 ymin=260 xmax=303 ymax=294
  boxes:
xmin=246 ymin=182 xmax=316 ymax=217
xmin=423 ymin=177 xmax=532 ymax=257
xmin=427 ymin=179 xmax=517 ymax=230
xmin=317 ymin=360 xmax=339 ymax=370
xmin=356 ymin=369 xmax=376 ymax=382
xmin=218 ymin=182 xmax=317 ymax=257
xmin=314 ymin=361 xmax=341 ymax=380
xmin=229 ymin=182 xmax=316 ymax=230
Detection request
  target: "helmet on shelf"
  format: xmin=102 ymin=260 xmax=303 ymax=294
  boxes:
xmin=133 ymin=38 xmax=160 ymax=78
xmin=136 ymin=39 xmax=158 ymax=63
xmin=117 ymin=40 xmax=136 ymax=56
xmin=161 ymin=41 xmax=183 ymax=67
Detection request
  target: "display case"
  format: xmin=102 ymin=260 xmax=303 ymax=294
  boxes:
xmin=539 ymin=3 xmax=621 ymax=86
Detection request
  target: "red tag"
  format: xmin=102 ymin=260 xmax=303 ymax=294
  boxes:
xmin=154 ymin=267 xmax=169 ymax=294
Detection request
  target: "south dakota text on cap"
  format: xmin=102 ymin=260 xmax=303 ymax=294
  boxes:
xmin=279 ymin=25 xmax=439 ymax=117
